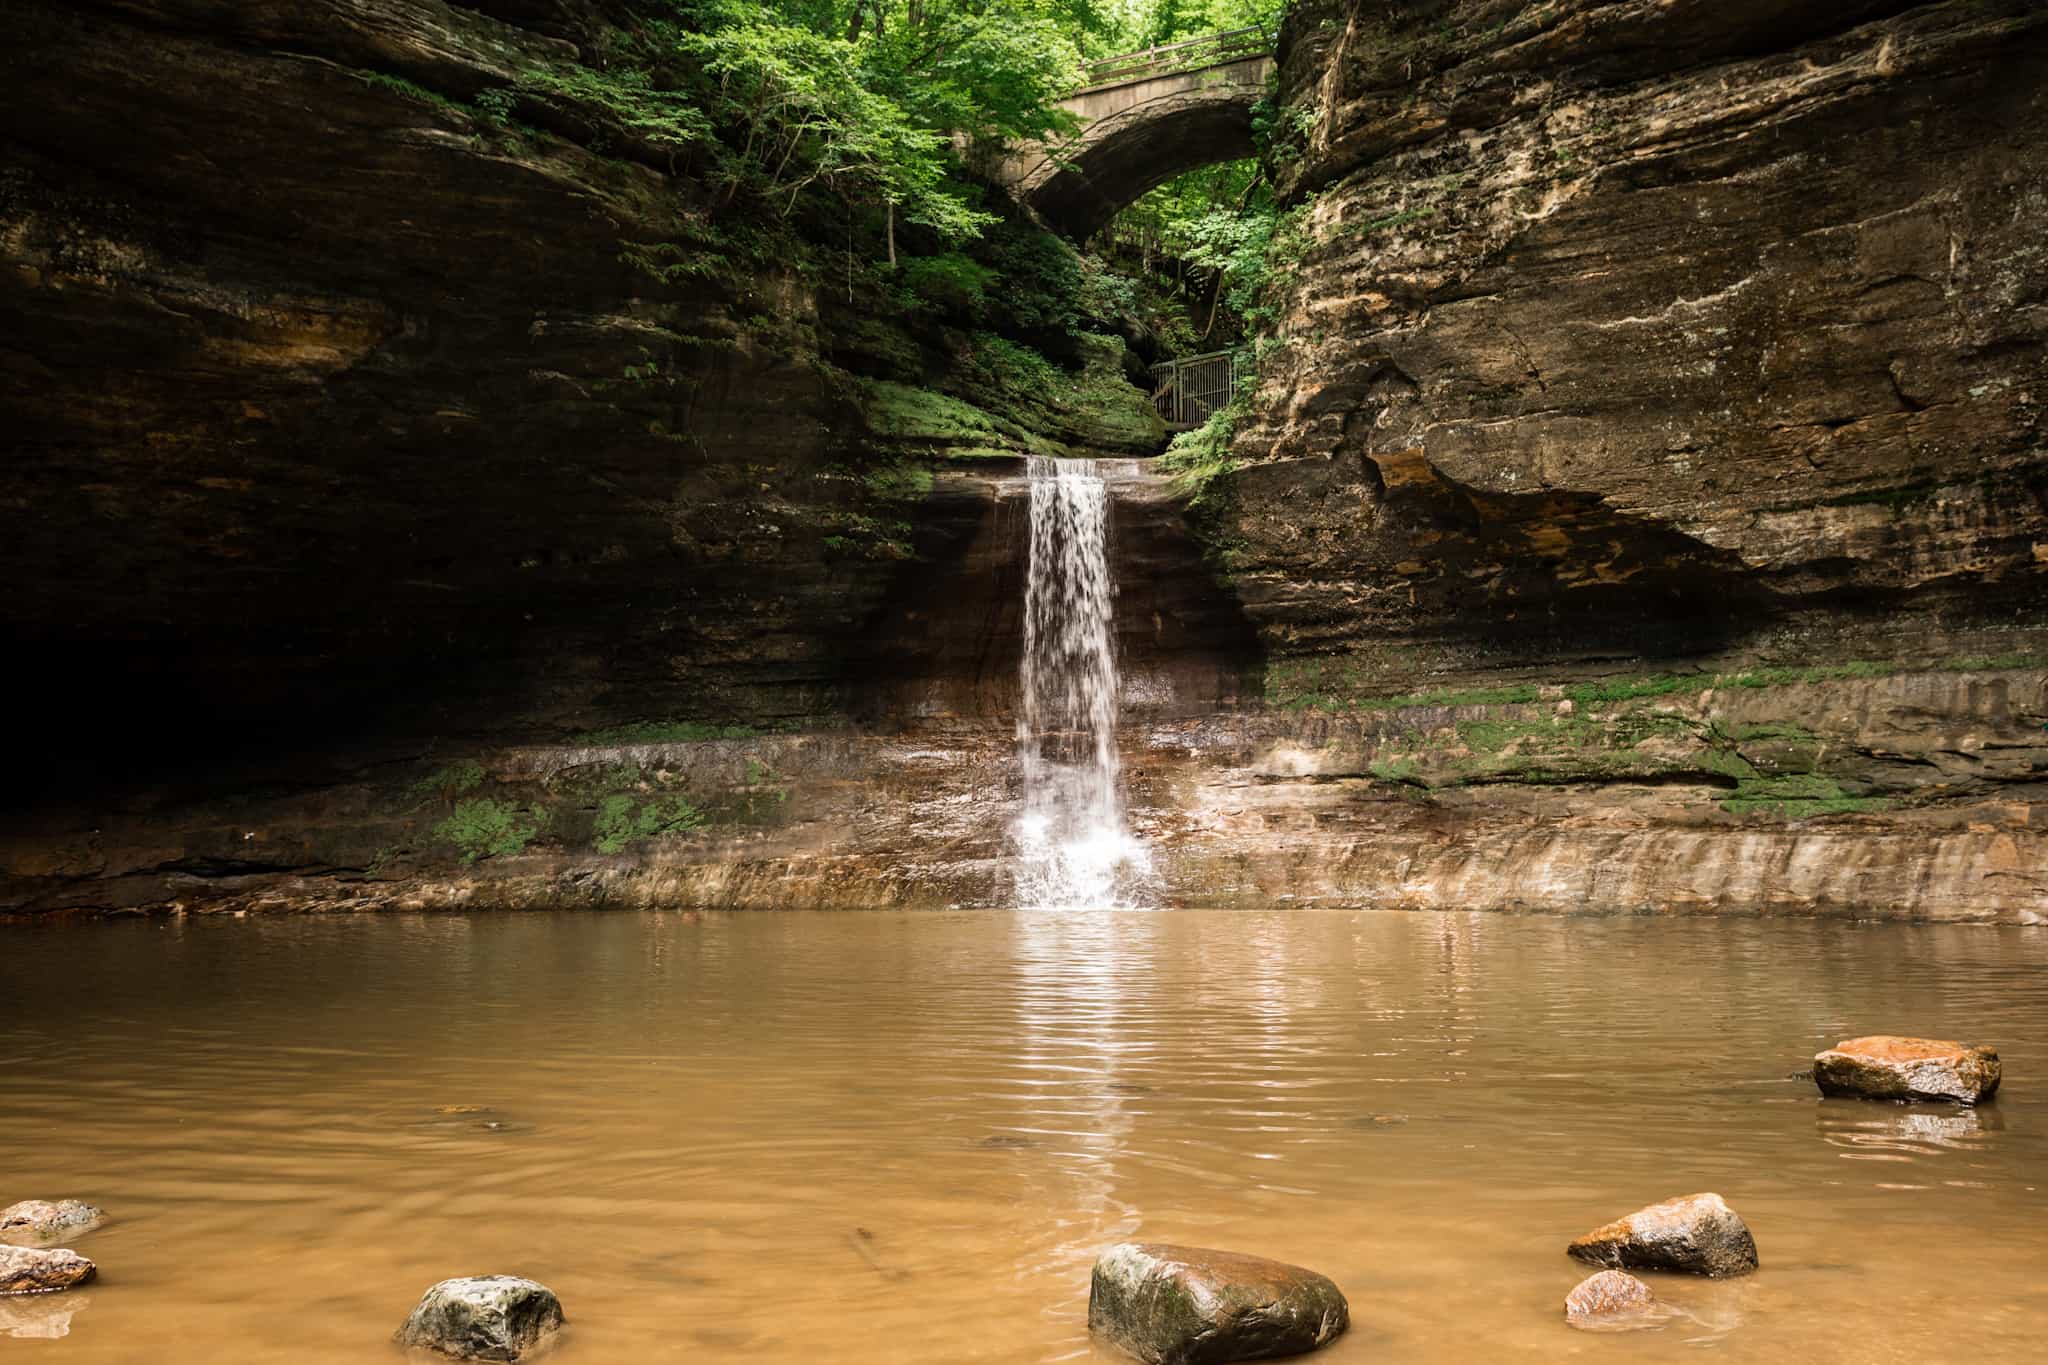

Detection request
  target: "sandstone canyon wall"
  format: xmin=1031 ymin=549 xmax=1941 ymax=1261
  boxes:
xmin=2 ymin=0 xmax=2042 ymax=919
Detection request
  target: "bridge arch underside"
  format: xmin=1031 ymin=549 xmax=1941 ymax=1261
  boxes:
xmin=1020 ymin=86 xmax=1261 ymax=242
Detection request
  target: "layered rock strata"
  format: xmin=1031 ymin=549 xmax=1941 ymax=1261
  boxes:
xmin=3 ymin=0 xmax=2045 ymax=921
xmin=1228 ymin=0 xmax=2047 ymax=690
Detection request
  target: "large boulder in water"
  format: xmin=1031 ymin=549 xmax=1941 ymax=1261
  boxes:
xmin=0 ymin=1201 xmax=104 ymax=1247
xmin=1813 ymin=1035 xmax=2000 ymax=1105
xmin=394 ymin=1276 xmax=564 ymax=1361
xmin=0 ymin=1245 xmax=96 ymax=1296
xmin=1088 ymin=1242 xmax=1349 ymax=1364
xmin=1568 ymin=1193 xmax=1758 ymax=1277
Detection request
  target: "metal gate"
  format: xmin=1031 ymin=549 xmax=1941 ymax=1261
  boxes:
xmin=1150 ymin=350 xmax=1235 ymax=430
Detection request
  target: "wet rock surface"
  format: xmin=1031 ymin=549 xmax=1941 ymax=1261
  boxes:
xmin=0 ymin=1246 xmax=97 ymax=1296
xmin=1088 ymin=1242 xmax=1348 ymax=1365
xmin=1814 ymin=1036 xmax=2002 ymax=1104
xmin=1564 ymin=1270 xmax=1657 ymax=1329
xmin=1568 ymin=1194 xmax=1758 ymax=1278
xmin=0 ymin=1201 xmax=104 ymax=1246
xmin=395 ymin=1276 xmax=564 ymax=1362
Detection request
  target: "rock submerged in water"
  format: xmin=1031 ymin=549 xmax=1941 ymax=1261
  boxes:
xmin=1568 ymin=1193 xmax=1758 ymax=1278
xmin=1088 ymin=1242 xmax=1348 ymax=1365
xmin=1564 ymin=1270 xmax=1656 ymax=1329
xmin=0 ymin=1201 xmax=105 ymax=1246
xmin=1813 ymin=1035 xmax=2000 ymax=1105
xmin=395 ymin=1276 xmax=565 ymax=1361
xmin=0 ymin=1245 xmax=97 ymax=1296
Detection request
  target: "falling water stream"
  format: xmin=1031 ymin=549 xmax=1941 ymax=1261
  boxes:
xmin=1013 ymin=455 xmax=1153 ymax=907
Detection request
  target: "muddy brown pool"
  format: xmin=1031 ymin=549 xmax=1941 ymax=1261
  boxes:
xmin=3 ymin=910 xmax=2044 ymax=1362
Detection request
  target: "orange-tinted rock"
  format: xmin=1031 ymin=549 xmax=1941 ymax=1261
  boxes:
xmin=0 ymin=1246 xmax=95 ymax=1296
xmin=1814 ymin=1035 xmax=2000 ymax=1105
xmin=1564 ymin=1270 xmax=1656 ymax=1329
xmin=1569 ymin=1193 xmax=1757 ymax=1278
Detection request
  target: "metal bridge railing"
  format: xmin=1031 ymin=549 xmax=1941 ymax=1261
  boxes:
xmin=1150 ymin=350 xmax=1236 ymax=430
xmin=1078 ymin=27 xmax=1269 ymax=91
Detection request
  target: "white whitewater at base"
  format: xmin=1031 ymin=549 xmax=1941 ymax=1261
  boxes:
xmin=1013 ymin=455 xmax=1154 ymax=908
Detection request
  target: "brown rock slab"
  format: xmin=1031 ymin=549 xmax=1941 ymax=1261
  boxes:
xmin=1814 ymin=1035 xmax=2000 ymax=1105
xmin=1088 ymin=1242 xmax=1348 ymax=1365
xmin=0 ymin=1201 xmax=105 ymax=1247
xmin=1564 ymin=1270 xmax=1656 ymax=1329
xmin=1568 ymin=1193 xmax=1757 ymax=1278
xmin=0 ymin=1245 xmax=96 ymax=1296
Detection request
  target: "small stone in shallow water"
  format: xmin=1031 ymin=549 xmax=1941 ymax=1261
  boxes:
xmin=394 ymin=1276 xmax=564 ymax=1361
xmin=0 ymin=1201 xmax=105 ymax=1246
xmin=1564 ymin=1270 xmax=1656 ymax=1329
xmin=1568 ymin=1193 xmax=1758 ymax=1278
xmin=1813 ymin=1035 xmax=2000 ymax=1105
xmin=1088 ymin=1242 xmax=1348 ymax=1365
xmin=0 ymin=1245 xmax=96 ymax=1296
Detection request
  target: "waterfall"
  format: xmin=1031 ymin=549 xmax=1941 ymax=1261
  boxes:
xmin=1013 ymin=455 xmax=1153 ymax=908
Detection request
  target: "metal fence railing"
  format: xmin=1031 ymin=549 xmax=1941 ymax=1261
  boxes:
xmin=1078 ymin=27 xmax=1270 ymax=91
xmin=1150 ymin=350 xmax=1235 ymax=429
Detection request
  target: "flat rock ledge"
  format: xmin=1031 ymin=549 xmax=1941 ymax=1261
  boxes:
xmin=1568 ymin=1193 xmax=1758 ymax=1278
xmin=1564 ymin=1270 xmax=1657 ymax=1330
xmin=395 ymin=1276 xmax=565 ymax=1362
xmin=0 ymin=1246 xmax=97 ymax=1296
xmin=1088 ymin=1242 xmax=1349 ymax=1365
xmin=1814 ymin=1036 xmax=2001 ymax=1105
xmin=0 ymin=1201 xmax=105 ymax=1246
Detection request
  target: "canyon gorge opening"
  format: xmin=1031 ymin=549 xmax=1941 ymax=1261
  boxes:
xmin=3 ymin=1 xmax=2046 ymax=1363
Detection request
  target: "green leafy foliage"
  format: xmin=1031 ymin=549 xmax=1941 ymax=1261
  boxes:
xmin=433 ymin=799 xmax=546 ymax=863
xmin=1158 ymin=397 xmax=1243 ymax=505
xmin=899 ymin=251 xmax=998 ymax=315
xmin=593 ymin=794 xmax=705 ymax=854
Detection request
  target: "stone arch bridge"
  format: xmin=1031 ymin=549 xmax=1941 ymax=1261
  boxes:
xmin=997 ymin=29 xmax=1273 ymax=241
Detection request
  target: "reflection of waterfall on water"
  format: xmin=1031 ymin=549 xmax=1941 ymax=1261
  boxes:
xmin=1013 ymin=456 xmax=1154 ymax=908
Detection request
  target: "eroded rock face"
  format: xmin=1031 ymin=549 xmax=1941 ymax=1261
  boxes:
xmin=1564 ymin=1270 xmax=1656 ymax=1329
xmin=1226 ymin=0 xmax=2047 ymax=692
xmin=0 ymin=1246 xmax=96 ymax=1296
xmin=394 ymin=1276 xmax=564 ymax=1362
xmin=1088 ymin=1242 xmax=1348 ymax=1365
xmin=1568 ymin=1194 xmax=1758 ymax=1278
xmin=0 ymin=1201 xmax=104 ymax=1246
xmin=1815 ymin=1036 xmax=2001 ymax=1104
